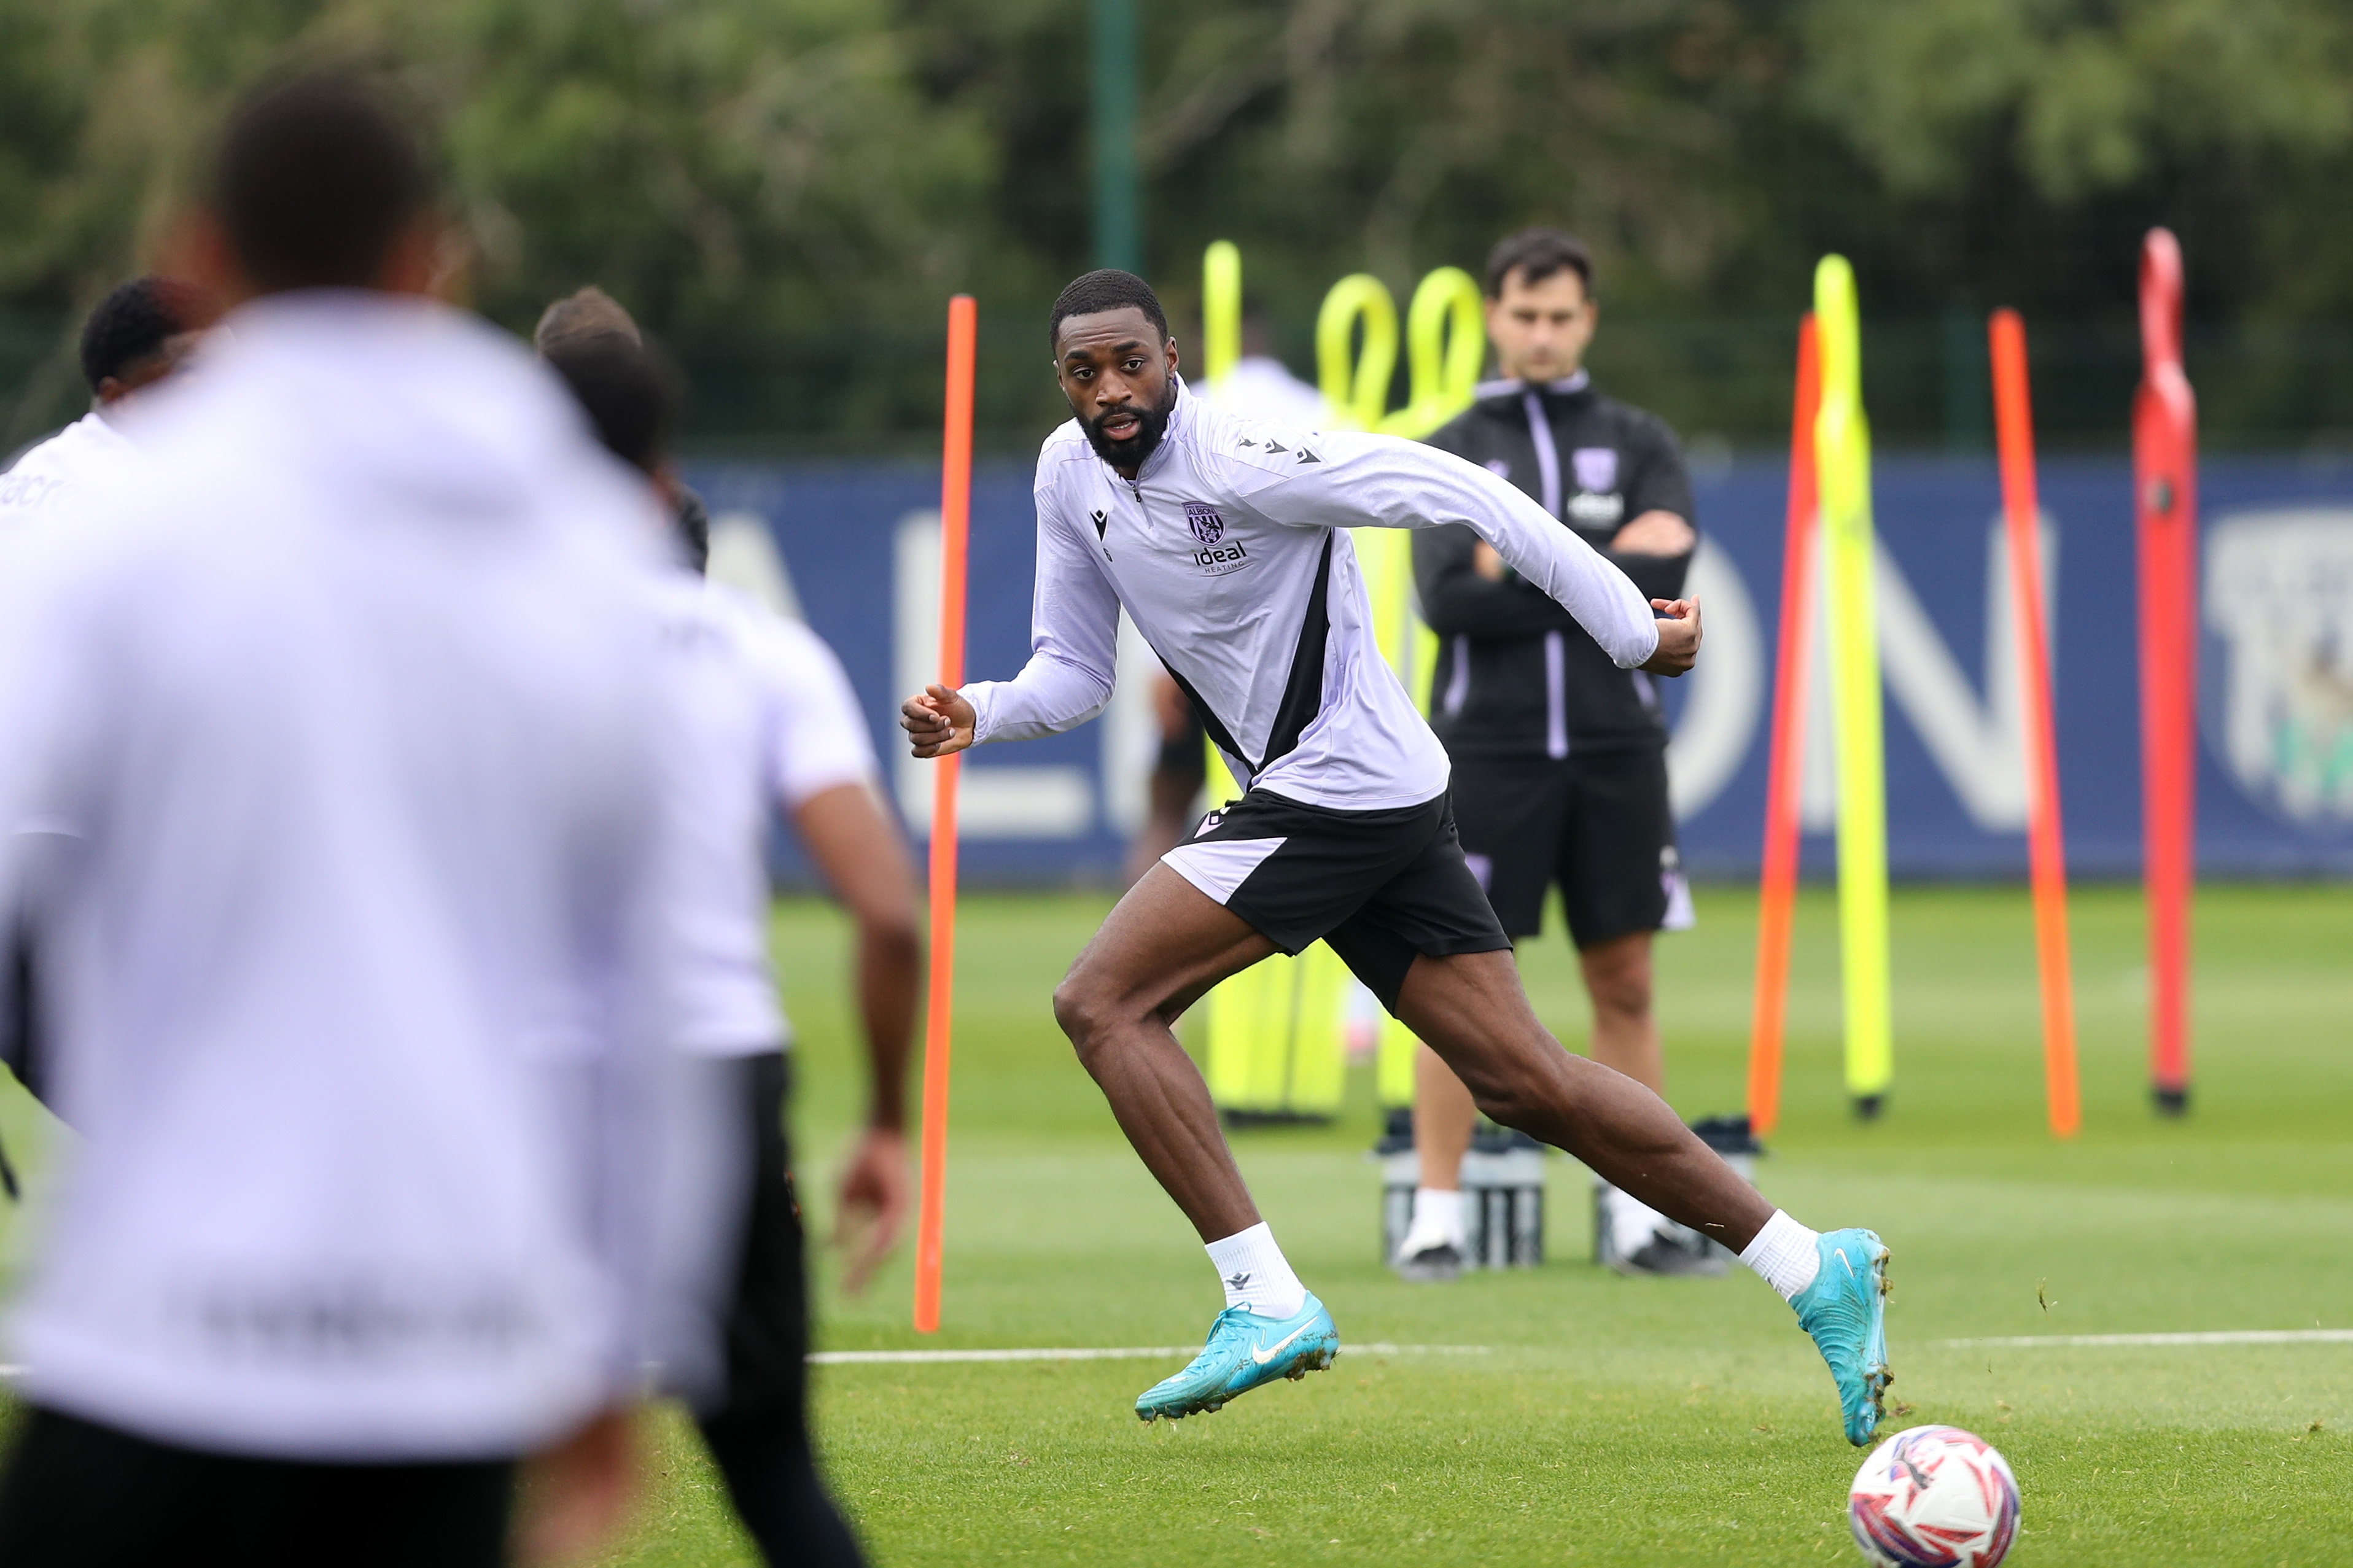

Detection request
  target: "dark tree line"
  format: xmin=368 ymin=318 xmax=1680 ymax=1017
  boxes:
xmin=3 ymin=0 xmax=2348 ymax=449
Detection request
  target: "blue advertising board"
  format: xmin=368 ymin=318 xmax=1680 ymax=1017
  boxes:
xmin=686 ymin=453 xmax=2353 ymax=885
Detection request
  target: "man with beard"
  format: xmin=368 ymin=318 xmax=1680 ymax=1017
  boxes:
xmin=897 ymin=269 xmax=1894 ymax=1446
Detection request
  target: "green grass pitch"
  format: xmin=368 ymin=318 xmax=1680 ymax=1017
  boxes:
xmin=7 ymin=884 xmax=2351 ymax=1563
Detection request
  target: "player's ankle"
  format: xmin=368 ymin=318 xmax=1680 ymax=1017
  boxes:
xmin=1205 ymin=1222 xmax=1309 ymax=1318
xmin=1738 ymin=1209 xmax=1821 ymax=1301
xmin=1407 ymin=1186 xmax=1467 ymax=1249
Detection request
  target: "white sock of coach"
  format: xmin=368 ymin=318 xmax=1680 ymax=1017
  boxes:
xmin=1205 ymin=1222 xmax=1309 ymax=1319
xmin=1402 ymin=1186 xmax=1466 ymax=1251
xmin=1738 ymin=1209 xmax=1822 ymax=1301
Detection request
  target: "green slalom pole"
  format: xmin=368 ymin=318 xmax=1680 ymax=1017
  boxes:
xmin=1813 ymin=256 xmax=1894 ymax=1116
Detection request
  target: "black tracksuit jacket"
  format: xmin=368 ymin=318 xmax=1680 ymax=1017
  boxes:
xmin=1413 ymin=376 xmax=1695 ymax=758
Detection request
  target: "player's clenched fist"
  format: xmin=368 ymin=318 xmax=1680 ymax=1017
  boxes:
xmin=1641 ymin=596 xmax=1702 ymax=677
xmin=900 ymin=683 xmax=976 ymax=757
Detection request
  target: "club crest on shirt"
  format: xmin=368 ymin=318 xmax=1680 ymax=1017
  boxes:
xmin=1184 ymin=501 xmax=1226 ymax=545
xmin=1572 ymin=446 xmax=1618 ymax=494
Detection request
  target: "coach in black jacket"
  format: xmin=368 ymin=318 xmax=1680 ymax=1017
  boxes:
xmin=1394 ymin=228 xmax=1713 ymax=1280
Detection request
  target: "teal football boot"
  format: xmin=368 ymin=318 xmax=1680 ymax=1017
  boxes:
xmin=1791 ymin=1228 xmax=1891 ymax=1445
xmin=1135 ymin=1294 xmax=1339 ymax=1422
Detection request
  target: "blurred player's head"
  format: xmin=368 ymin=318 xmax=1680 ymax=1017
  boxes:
xmin=189 ymin=69 xmax=442 ymax=303
xmin=542 ymin=330 xmax=702 ymax=569
xmin=1050 ymin=269 xmax=1178 ymax=473
xmin=78 ymin=276 xmax=220 ymax=406
xmin=1482 ymin=227 xmax=1597 ymax=384
xmin=535 ymin=285 xmax=643 ymax=355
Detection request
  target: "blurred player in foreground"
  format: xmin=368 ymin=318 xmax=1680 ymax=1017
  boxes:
xmin=0 ymin=73 xmax=727 ymax=1564
xmin=541 ymin=299 xmax=916 ymax=1568
xmin=900 ymin=269 xmax=1894 ymax=1446
xmin=1398 ymin=227 xmax=1727 ymax=1281
xmin=0 ymin=275 xmax=219 ymax=530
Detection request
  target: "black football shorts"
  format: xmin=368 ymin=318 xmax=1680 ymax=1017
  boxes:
xmin=1447 ymin=747 xmax=1691 ymax=947
xmin=1161 ymin=788 xmax=1511 ymax=1012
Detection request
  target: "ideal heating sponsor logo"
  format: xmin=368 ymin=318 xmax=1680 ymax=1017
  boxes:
xmin=2203 ymin=507 xmax=2353 ymax=831
xmin=1184 ymin=500 xmax=1252 ymax=575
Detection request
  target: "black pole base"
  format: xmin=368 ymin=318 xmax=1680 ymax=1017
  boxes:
xmin=1852 ymin=1093 xmax=1885 ymax=1122
xmin=2153 ymin=1085 xmax=2190 ymax=1117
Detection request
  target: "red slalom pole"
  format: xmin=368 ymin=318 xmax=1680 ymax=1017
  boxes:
xmin=913 ymin=295 xmax=976 ymax=1332
xmin=2133 ymin=232 xmax=2197 ymax=1116
xmin=1746 ymin=312 xmax=1822 ymax=1136
xmin=1989 ymin=309 xmax=2079 ymax=1138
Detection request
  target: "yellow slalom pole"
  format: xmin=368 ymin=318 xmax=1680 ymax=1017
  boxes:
xmin=1813 ymin=256 xmax=1893 ymax=1116
xmin=1380 ymin=266 xmax=1484 ymax=440
xmin=1315 ymin=274 xmax=1397 ymax=432
xmin=1202 ymin=239 xmax=1241 ymax=387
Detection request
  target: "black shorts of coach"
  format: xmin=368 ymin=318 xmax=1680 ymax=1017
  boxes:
xmin=1446 ymin=746 xmax=1687 ymax=948
xmin=1163 ymin=789 xmax=1511 ymax=1011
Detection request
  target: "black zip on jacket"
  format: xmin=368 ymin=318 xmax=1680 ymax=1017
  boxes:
xmin=1412 ymin=373 xmax=1695 ymax=759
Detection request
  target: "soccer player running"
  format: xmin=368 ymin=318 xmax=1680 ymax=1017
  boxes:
xmin=901 ymin=269 xmax=1893 ymax=1444
xmin=1394 ymin=227 xmax=1726 ymax=1281
xmin=539 ymin=305 xmax=917 ymax=1568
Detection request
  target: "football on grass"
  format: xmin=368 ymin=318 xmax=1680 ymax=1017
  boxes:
xmin=1848 ymin=1424 xmax=2020 ymax=1568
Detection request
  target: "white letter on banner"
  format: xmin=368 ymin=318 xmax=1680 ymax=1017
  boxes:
xmin=1800 ymin=517 xmax=2056 ymax=833
xmin=893 ymin=511 xmax=1094 ymax=837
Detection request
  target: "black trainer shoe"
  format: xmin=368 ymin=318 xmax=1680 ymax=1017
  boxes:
xmin=1392 ymin=1239 xmax=1465 ymax=1283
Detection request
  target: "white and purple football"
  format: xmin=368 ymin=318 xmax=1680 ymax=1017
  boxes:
xmin=1847 ymin=1424 xmax=2020 ymax=1568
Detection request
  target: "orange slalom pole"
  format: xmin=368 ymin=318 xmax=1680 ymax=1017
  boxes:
xmin=913 ymin=295 xmax=976 ymax=1333
xmin=1746 ymin=312 xmax=1822 ymax=1136
xmin=1989 ymin=309 xmax=2079 ymax=1138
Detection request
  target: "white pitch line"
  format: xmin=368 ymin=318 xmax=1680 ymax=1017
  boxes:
xmin=810 ymin=1343 xmax=1487 ymax=1365
xmin=1933 ymin=1330 xmax=2353 ymax=1349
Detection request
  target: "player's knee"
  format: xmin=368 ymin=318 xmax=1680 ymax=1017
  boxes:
xmin=1051 ymin=971 xmax=1119 ymax=1058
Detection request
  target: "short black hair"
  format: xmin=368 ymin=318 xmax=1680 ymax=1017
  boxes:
xmin=1048 ymin=270 xmax=1169 ymax=351
xmin=78 ymin=276 xmax=215 ymax=392
xmin=1482 ymin=228 xmax=1595 ymax=301
xmin=543 ymin=333 xmax=682 ymax=478
xmin=213 ymin=70 xmax=432 ymax=293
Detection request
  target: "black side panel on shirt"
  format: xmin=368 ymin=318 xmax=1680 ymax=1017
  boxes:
xmin=1260 ymin=532 xmax=1335 ymax=769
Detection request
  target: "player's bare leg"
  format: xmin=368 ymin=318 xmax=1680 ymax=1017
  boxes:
xmin=1050 ymin=865 xmax=1340 ymax=1421
xmin=1051 ymin=864 xmax=1275 ymax=1241
xmin=1579 ymin=931 xmax=1664 ymax=1092
xmin=1394 ymin=946 xmax=1891 ymax=1442
xmin=1393 ymin=947 xmax=1769 ymax=1249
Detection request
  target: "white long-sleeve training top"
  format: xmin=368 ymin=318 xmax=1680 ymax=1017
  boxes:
xmin=0 ymin=291 xmax=714 ymax=1461
xmin=962 ymin=380 xmax=1660 ymax=811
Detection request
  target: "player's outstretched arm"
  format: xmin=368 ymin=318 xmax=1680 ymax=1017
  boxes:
xmin=900 ymin=683 xmax=975 ymax=757
xmin=1256 ymin=432 xmax=1670 ymax=672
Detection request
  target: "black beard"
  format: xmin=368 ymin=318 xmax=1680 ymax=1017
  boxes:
xmin=1078 ymin=383 xmax=1176 ymax=470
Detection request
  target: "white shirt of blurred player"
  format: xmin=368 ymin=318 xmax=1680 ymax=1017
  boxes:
xmin=0 ymin=290 xmax=701 ymax=1461
xmin=0 ymin=411 xmax=146 ymax=532
xmin=654 ymin=575 xmax=878 ymax=1057
xmin=1195 ymin=355 xmax=1330 ymax=427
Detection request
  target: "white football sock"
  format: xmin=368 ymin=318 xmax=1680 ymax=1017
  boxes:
xmin=1205 ymin=1222 xmax=1307 ymax=1318
xmin=1603 ymin=1183 xmax=1670 ymax=1252
xmin=1739 ymin=1209 xmax=1822 ymax=1301
xmin=1401 ymin=1186 xmax=1466 ymax=1252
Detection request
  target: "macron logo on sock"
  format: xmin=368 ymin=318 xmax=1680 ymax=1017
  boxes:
xmin=1225 ymin=1272 xmax=1251 ymax=1291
